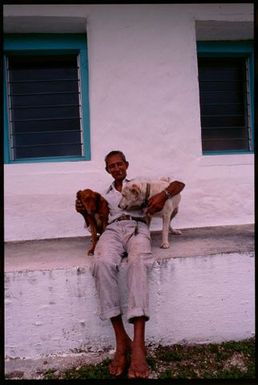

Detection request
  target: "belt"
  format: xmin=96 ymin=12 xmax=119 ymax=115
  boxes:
xmin=110 ymin=214 xmax=147 ymax=224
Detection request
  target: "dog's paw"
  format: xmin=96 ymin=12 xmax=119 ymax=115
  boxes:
xmin=170 ymin=228 xmax=182 ymax=235
xmin=160 ymin=242 xmax=170 ymax=249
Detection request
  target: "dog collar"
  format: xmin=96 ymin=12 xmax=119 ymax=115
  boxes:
xmin=141 ymin=182 xmax=151 ymax=208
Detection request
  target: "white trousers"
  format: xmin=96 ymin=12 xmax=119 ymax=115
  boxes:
xmin=91 ymin=220 xmax=154 ymax=323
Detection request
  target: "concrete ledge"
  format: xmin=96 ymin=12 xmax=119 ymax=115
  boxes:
xmin=5 ymin=224 xmax=254 ymax=272
xmin=5 ymin=225 xmax=255 ymax=359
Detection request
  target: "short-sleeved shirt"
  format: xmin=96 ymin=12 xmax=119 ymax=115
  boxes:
xmin=104 ymin=179 xmax=145 ymax=223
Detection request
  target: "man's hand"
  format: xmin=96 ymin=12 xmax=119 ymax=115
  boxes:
xmin=146 ymin=191 xmax=167 ymax=216
xmin=146 ymin=180 xmax=185 ymax=216
xmin=75 ymin=198 xmax=86 ymax=213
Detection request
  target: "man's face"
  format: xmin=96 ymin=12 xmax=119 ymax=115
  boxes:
xmin=106 ymin=154 xmax=129 ymax=182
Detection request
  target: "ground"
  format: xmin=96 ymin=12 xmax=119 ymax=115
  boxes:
xmin=5 ymin=337 xmax=255 ymax=380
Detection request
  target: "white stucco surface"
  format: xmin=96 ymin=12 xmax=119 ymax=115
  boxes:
xmin=5 ymin=250 xmax=254 ymax=359
xmin=3 ymin=3 xmax=254 ymax=242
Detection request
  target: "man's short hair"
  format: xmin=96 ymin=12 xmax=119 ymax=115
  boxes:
xmin=105 ymin=150 xmax=127 ymax=166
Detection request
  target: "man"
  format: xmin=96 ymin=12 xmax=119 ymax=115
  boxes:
xmin=76 ymin=150 xmax=185 ymax=378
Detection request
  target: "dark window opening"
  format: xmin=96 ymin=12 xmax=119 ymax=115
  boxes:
xmin=7 ymin=54 xmax=83 ymax=160
xmin=198 ymin=57 xmax=251 ymax=153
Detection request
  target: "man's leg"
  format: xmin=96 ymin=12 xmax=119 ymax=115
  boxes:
xmin=109 ymin=315 xmax=132 ymax=376
xmin=92 ymin=224 xmax=125 ymax=320
xmin=125 ymin=222 xmax=154 ymax=378
xmin=128 ymin=316 xmax=149 ymax=378
xmin=92 ymin=224 xmax=131 ymax=377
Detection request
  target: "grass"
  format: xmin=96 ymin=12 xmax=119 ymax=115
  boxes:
xmin=43 ymin=337 xmax=255 ymax=380
xmin=148 ymin=338 xmax=255 ymax=379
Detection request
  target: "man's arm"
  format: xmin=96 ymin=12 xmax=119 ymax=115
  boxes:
xmin=146 ymin=180 xmax=185 ymax=215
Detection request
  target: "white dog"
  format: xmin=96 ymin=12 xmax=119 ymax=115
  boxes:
xmin=118 ymin=178 xmax=181 ymax=249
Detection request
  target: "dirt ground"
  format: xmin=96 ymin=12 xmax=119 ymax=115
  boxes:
xmin=5 ymin=338 xmax=255 ymax=380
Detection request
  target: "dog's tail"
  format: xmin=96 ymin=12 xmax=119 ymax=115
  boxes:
xmin=160 ymin=176 xmax=171 ymax=183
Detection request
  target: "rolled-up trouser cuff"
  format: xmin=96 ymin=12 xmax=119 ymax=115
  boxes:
xmin=127 ymin=307 xmax=150 ymax=324
xmin=99 ymin=306 xmax=121 ymax=321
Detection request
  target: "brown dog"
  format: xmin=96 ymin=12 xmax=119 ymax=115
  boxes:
xmin=76 ymin=189 xmax=109 ymax=255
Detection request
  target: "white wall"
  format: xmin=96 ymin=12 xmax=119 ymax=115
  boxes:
xmin=3 ymin=4 xmax=254 ymax=241
xmin=5 ymin=251 xmax=255 ymax=359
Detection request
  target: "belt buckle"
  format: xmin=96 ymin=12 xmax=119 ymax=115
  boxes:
xmin=117 ymin=214 xmax=128 ymax=222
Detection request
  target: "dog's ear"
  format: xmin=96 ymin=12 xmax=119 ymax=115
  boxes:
xmin=95 ymin=192 xmax=101 ymax=209
xmin=98 ymin=194 xmax=109 ymax=213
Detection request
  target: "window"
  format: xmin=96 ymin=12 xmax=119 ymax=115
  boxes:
xmin=197 ymin=41 xmax=254 ymax=155
xmin=3 ymin=34 xmax=91 ymax=163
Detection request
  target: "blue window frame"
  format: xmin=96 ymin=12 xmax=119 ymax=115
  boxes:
xmin=3 ymin=34 xmax=91 ymax=163
xmin=197 ymin=41 xmax=254 ymax=155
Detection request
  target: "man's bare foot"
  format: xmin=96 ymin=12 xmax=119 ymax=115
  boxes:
xmin=109 ymin=337 xmax=131 ymax=377
xmin=128 ymin=342 xmax=149 ymax=378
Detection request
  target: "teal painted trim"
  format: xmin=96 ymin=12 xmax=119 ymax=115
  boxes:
xmin=203 ymin=150 xmax=254 ymax=156
xmin=3 ymin=57 xmax=10 ymax=163
xmin=79 ymin=40 xmax=91 ymax=161
xmin=3 ymin=33 xmax=91 ymax=163
xmin=197 ymin=40 xmax=254 ymax=155
xmin=197 ymin=40 xmax=253 ymax=55
xmin=248 ymin=52 xmax=255 ymax=152
xmin=9 ymin=156 xmax=88 ymax=164
xmin=4 ymin=33 xmax=87 ymax=51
